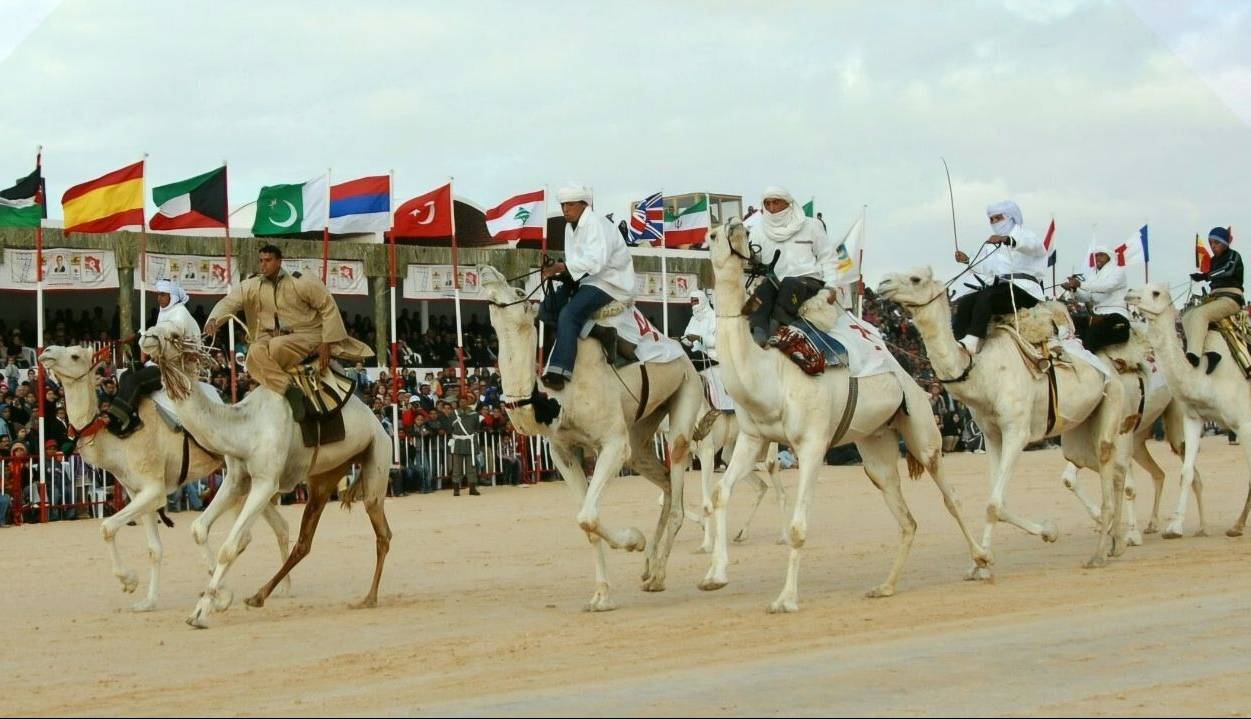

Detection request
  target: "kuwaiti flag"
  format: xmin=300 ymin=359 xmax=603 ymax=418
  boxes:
xmin=328 ymin=175 xmax=390 ymax=234
xmin=1044 ymin=219 xmax=1057 ymax=268
xmin=484 ymin=189 xmax=545 ymax=244
xmin=252 ymin=175 xmax=329 ymax=236
xmin=150 ymin=166 xmax=227 ymax=231
xmin=663 ymin=195 xmax=710 ymax=248
xmin=0 ymin=166 xmax=43 ymax=228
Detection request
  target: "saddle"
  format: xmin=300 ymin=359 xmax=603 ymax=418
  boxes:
xmin=988 ymin=303 xmax=1071 ymax=375
xmin=767 ymin=321 xmax=847 ymax=376
xmin=1212 ymin=313 xmax=1251 ymax=378
xmin=286 ymin=360 xmax=355 ymax=447
xmin=584 ymin=300 xmax=640 ymax=368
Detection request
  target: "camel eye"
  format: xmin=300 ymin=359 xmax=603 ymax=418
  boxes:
xmin=1152 ymin=291 xmax=1160 ymax=298
xmin=909 ymin=276 xmax=920 ymax=283
xmin=71 ymin=354 xmax=79 ymax=361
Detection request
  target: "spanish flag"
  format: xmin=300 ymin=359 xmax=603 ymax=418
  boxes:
xmin=62 ymin=160 xmax=144 ymax=233
xmin=1196 ymin=233 xmax=1212 ymax=273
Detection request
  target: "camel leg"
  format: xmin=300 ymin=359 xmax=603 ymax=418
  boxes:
xmin=258 ymin=500 xmax=292 ymax=596
xmin=1228 ymin=422 xmax=1251 ymax=538
xmin=985 ymin=428 xmax=1056 ymax=540
xmin=767 ymin=437 xmax=827 ymax=613
xmin=550 ymin=444 xmax=615 ymax=612
xmin=187 ymin=478 xmax=278 ymax=629
xmin=1122 ymin=462 xmax=1143 ymax=547
xmin=695 ymin=439 xmax=717 ymax=554
xmin=732 ymin=470 xmax=770 ymax=544
xmin=1086 ymin=446 xmax=1128 ymax=568
xmin=130 ymin=511 xmax=164 ymax=613
xmin=354 ymin=496 xmax=393 ymax=609
xmin=699 ymin=432 xmax=768 ymax=591
xmin=576 ymin=439 xmax=645 ymax=551
xmin=764 ymin=443 xmax=788 ymax=544
xmin=1133 ymin=436 xmax=1167 ymax=534
xmin=631 ymin=428 xmax=684 ymax=592
xmin=859 ymin=431 xmax=917 ymax=599
xmin=245 ymin=479 xmax=331 ymax=608
xmin=919 ymin=438 xmax=992 ymax=570
xmin=1061 ymin=461 xmax=1103 ymax=524
xmin=101 ymin=485 xmax=163 ymax=595
xmin=192 ymin=470 xmax=243 ymax=573
xmin=1164 ymin=414 xmax=1203 ymax=539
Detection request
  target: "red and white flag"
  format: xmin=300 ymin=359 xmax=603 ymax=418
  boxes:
xmin=485 ymin=189 xmax=545 ymax=244
xmin=393 ymin=183 xmax=453 ymax=238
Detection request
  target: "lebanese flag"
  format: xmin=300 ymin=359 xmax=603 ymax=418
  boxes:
xmin=485 ymin=189 xmax=544 ymax=244
xmin=393 ymin=183 xmax=453 ymax=238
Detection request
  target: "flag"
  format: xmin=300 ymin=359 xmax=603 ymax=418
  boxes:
xmin=1044 ymin=219 xmax=1057 ymax=267
xmin=393 ymin=182 xmax=454 ymax=238
xmin=802 ymin=198 xmax=815 ymax=218
xmin=833 ymin=214 xmax=864 ymax=284
xmin=0 ymin=166 xmax=42 ymax=228
xmin=1112 ymin=225 xmax=1148 ymax=267
xmin=1196 ymin=233 xmax=1212 ymax=273
xmin=150 ymin=166 xmax=227 ymax=231
xmin=663 ymin=195 xmax=710 ymax=248
xmin=629 ymin=192 xmax=664 ymax=246
xmin=328 ymin=175 xmax=391 ymax=234
xmin=62 ymin=160 xmax=144 ymax=233
xmin=252 ymin=176 xmax=329 ymax=235
xmin=484 ymin=189 xmax=545 ymax=244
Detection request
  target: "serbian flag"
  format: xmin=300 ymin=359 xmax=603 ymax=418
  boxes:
xmin=329 ymin=175 xmax=390 ymax=234
xmin=393 ymin=182 xmax=453 ymax=239
xmin=484 ymin=189 xmax=544 ymax=244
xmin=1044 ymin=219 xmax=1057 ymax=267
xmin=1196 ymin=233 xmax=1212 ymax=273
xmin=62 ymin=160 xmax=145 ymax=233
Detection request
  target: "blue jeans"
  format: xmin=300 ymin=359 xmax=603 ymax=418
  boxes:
xmin=540 ymin=283 xmax=613 ymax=377
xmin=0 ymin=493 xmax=11 ymax=526
xmin=167 ymin=481 xmax=203 ymax=512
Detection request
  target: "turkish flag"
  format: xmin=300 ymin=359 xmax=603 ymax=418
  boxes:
xmin=393 ymin=183 xmax=453 ymax=238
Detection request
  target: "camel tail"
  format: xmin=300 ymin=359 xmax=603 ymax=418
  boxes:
xmin=905 ymin=452 xmax=925 ymax=480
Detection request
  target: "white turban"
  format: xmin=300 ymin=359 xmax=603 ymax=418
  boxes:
xmin=557 ymin=185 xmax=593 ymax=204
xmin=986 ymin=200 xmax=1023 ymax=227
xmin=760 ymin=186 xmax=807 ymax=243
xmin=153 ymin=279 xmax=189 ymax=307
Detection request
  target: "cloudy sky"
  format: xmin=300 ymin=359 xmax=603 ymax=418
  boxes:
xmin=2 ymin=0 xmax=1249 ymax=293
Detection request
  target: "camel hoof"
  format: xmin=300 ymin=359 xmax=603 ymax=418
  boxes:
xmin=775 ymin=536 xmax=789 ymax=545
xmin=733 ymin=530 xmax=749 ymax=544
xmin=965 ymin=565 xmax=993 ymax=582
xmin=641 ymin=578 xmax=666 ymax=593
xmin=349 ymin=597 xmax=378 ymax=610
xmin=1162 ymin=528 xmax=1184 ymax=540
xmin=1144 ymin=522 xmax=1159 ymax=535
xmin=697 ymin=575 xmax=728 ymax=592
xmin=624 ymin=528 xmax=647 ymax=553
xmin=865 ymin=585 xmax=895 ymax=599
xmin=1040 ymin=521 xmax=1059 ymax=543
xmin=1125 ymin=530 xmax=1143 ymax=547
xmin=130 ymin=598 xmax=157 ymax=613
xmin=1194 ymin=528 xmax=1210 ymax=538
xmin=1110 ymin=536 xmax=1128 ymax=558
xmin=119 ymin=571 xmax=139 ymax=594
xmin=692 ymin=545 xmax=711 ymax=555
xmin=211 ymin=588 xmax=233 ymax=612
xmin=583 ymin=597 xmax=616 ymax=613
xmin=767 ymin=598 xmax=799 ymax=614
xmin=1082 ymin=556 xmax=1110 ymax=569
xmin=244 ymin=594 xmax=265 ymax=608
xmin=186 ymin=603 xmax=211 ymax=629
xmin=1225 ymin=527 xmax=1243 ymax=538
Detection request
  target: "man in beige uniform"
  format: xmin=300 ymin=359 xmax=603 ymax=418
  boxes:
xmin=203 ymin=245 xmax=373 ymax=415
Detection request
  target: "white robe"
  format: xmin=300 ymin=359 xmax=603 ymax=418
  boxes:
xmin=965 ymin=225 xmax=1048 ymax=301
xmin=1074 ymin=262 xmax=1129 ymax=318
xmin=751 ymin=217 xmax=839 ymax=286
xmin=565 ymin=211 xmax=637 ymax=303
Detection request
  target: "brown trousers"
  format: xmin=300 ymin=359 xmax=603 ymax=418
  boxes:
xmin=246 ymin=333 xmax=320 ymax=393
xmin=1182 ymin=296 xmax=1241 ymax=357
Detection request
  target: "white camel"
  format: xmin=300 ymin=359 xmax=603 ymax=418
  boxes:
xmin=39 ymin=345 xmax=290 ymax=612
xmin=139 ymin=325 xmax=393 ymax=628
xmin=1127 ymin=284 xmax=1251 ymax=536
xmin=688 ymin=409 xmax=786 ymax=552
xmin=878 ymin=267 xmax=1130 ymax=575
xmin=482 ymin=265 xmax=703 ymax=611
xmin=699 ymin=222 xmax=989 ymax=612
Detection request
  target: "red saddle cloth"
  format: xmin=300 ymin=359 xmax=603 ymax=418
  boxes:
xmin=770 ymin=325 xmax=825 ymax=376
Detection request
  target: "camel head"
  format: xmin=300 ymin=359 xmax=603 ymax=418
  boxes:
xmin=1125 ymin=283 xmax=1174 ymax=320
xmin=876 ymin=267 xmax=944 ymax=310
xmin=39 ymin=345 xmax=100 ymax=383
xmin=706 ymin=218 xmax=752 ymax=276
xmin=480 ymin=264 xmax=538 ymax=331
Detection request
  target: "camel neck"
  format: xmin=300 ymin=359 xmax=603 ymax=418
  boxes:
xmin=492 ymin=315 xmax=548 ymax=436
xmin=908 ymin=297 xmax=970 ymax=386
xmin=1143 ymin=310 xmax=1195 ymax=394
xmin=165 ymin=367 xmax=245 ymax=453
xmin=712 ymin=260 xmax=776 ymax=406
xmin=60 ymin=373 xmax=100 ymax=432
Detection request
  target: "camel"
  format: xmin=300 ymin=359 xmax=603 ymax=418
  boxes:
xmin=878 ymin=267 xmax=1130 ymax=575
xmin=1127 ymin=284 xmax=1251 ymax=537
xmin=698 ymin=222 xmax=988 ymax=612
xmin=688 ymin=408 xmax=785 ymax=552
xmin=481 ymin=265 xmax=703 ymax=611
xmin=138 ymin=325 xmax=393 ymax=628
xmin=39 ymin=345 xmax=290 ymax=612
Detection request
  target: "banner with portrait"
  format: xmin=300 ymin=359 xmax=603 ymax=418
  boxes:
xmin=403 ymin=264 xmax=483 ymax=300
xmin=280 ymin=258 xmax=368 ymax=296
xmin=0 ymin=249 xmax=119 ymax=291
xmin=139 ymin=253 xmax=236 ymax=295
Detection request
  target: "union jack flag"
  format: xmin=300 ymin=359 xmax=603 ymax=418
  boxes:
xmin=629 ymin=191 xmax=664 ymax=246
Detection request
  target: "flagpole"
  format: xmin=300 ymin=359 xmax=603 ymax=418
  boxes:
xmin=34 ymin=145 xmax=48 ymax=523
xmin=388 ymin=169 xmax=400 ymax=466
xmin=537 ymin=184 xmax=548 ymax=367
xmin=322 ymin=168 xmax=331 ymax=283
xmin=449 ymin=178 xmax=467 ymax=398
xmin=856 ymin=204 xmax=866 ymax=319
xmin=222 ymin=161 xmax=238 ymax=403
xmin=138 ymin=153 xmax=149 ymax=363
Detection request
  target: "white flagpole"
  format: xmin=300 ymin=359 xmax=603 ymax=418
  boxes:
xmin=388 ymin=169 xmax=400 ymax=465
xmin=34 ymin=145 xmax=47 ymax=520
xmin=139 ymin=153 xmax=149 ymax=336
xmin=857 ymin=204 xmax=866 ymax=319
xmin=538 ymin=184 xmax=548 ymax=365
xmin=449 ymin=178 xmax=467 ymax=393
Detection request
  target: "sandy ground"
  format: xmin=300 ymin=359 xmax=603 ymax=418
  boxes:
xmin=5 ymin=436 xmax=1251 ymax=717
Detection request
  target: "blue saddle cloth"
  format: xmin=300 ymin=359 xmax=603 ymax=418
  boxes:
xmin=790 ymin=319 xmax=848 ymax=367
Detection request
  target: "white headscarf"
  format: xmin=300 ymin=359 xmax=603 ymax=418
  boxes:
xmin=689 ymin=288 xmax=712 ymax=313
xmin=557 ymin=185 xmax=593 ymax=205
xmin=760 ymin=186 xmax=806 ymax=243
xmin=986 ymin=200 xmax=1023 ymax=236
xmin=1089 ymin=244 xmax=1110 ymax=268
xmin=154 ymin=279 xmax=189 ymax=308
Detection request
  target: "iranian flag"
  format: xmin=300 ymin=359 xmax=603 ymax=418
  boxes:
xmin=0 ymin=166 xmax=42 ymax=228
xmin=150 ymin=166 xmax=227 ymax=230
xmin=252 ymin=175 xmax=329 ymax=236
xmin=663 ymin=196 xmax=709 ymax=248
xmin=485 ymin=189 xmax=545 ymax=243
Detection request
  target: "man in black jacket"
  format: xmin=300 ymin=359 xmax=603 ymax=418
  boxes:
xmin=1186 ymin=226 xmax=1244 ymax=374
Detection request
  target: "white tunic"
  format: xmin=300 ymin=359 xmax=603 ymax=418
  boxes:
xmin=683 ymin=304 xmax=718 ymax=360
xmin=155 ymin=302 xmax=202 ymax=346
xmin=565 ymin=211 xmax=636 ymax=303
xmin=751 ymin=217 xmax=839 ymax=287
xmin=1073 ymin=262 xmax=1129 ymax=319
xmin=968 ymin=225 xmax=1047 ymax=301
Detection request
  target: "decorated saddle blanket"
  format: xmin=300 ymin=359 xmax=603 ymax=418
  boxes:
xmin=580 ymin=302 xmax=685 ymax=364
xmin=286 ymin=362 xmax=356 ymax=419
xmin=796 ymin=292 xmax=912 ymax=380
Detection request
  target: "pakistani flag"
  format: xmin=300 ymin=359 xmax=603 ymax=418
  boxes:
xmin=150 ymin=166 xmax=227 ymax=230
xmin=252 ymin=175 xmax=330 ymax=236
xmin=0 ymin=166 xmax=43 ymax=228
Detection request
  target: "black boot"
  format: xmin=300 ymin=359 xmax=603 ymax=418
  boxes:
xmin=1206 ymin=352 xmax=1222 ymax=375
xmin=453 ymin=482 xmax=461 ymax=497
xmin=540 ymin=372 xmax=566 ymax=390
xmin=469 ymin=484 xmax=480 ymax=496
xmin=589 ymin=325 xmax=619 ymax=365
xmin=1185 ymin=352 xmax=1201 ymax=368
xmin=283 ymin=385 xmax=306 ymax=422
